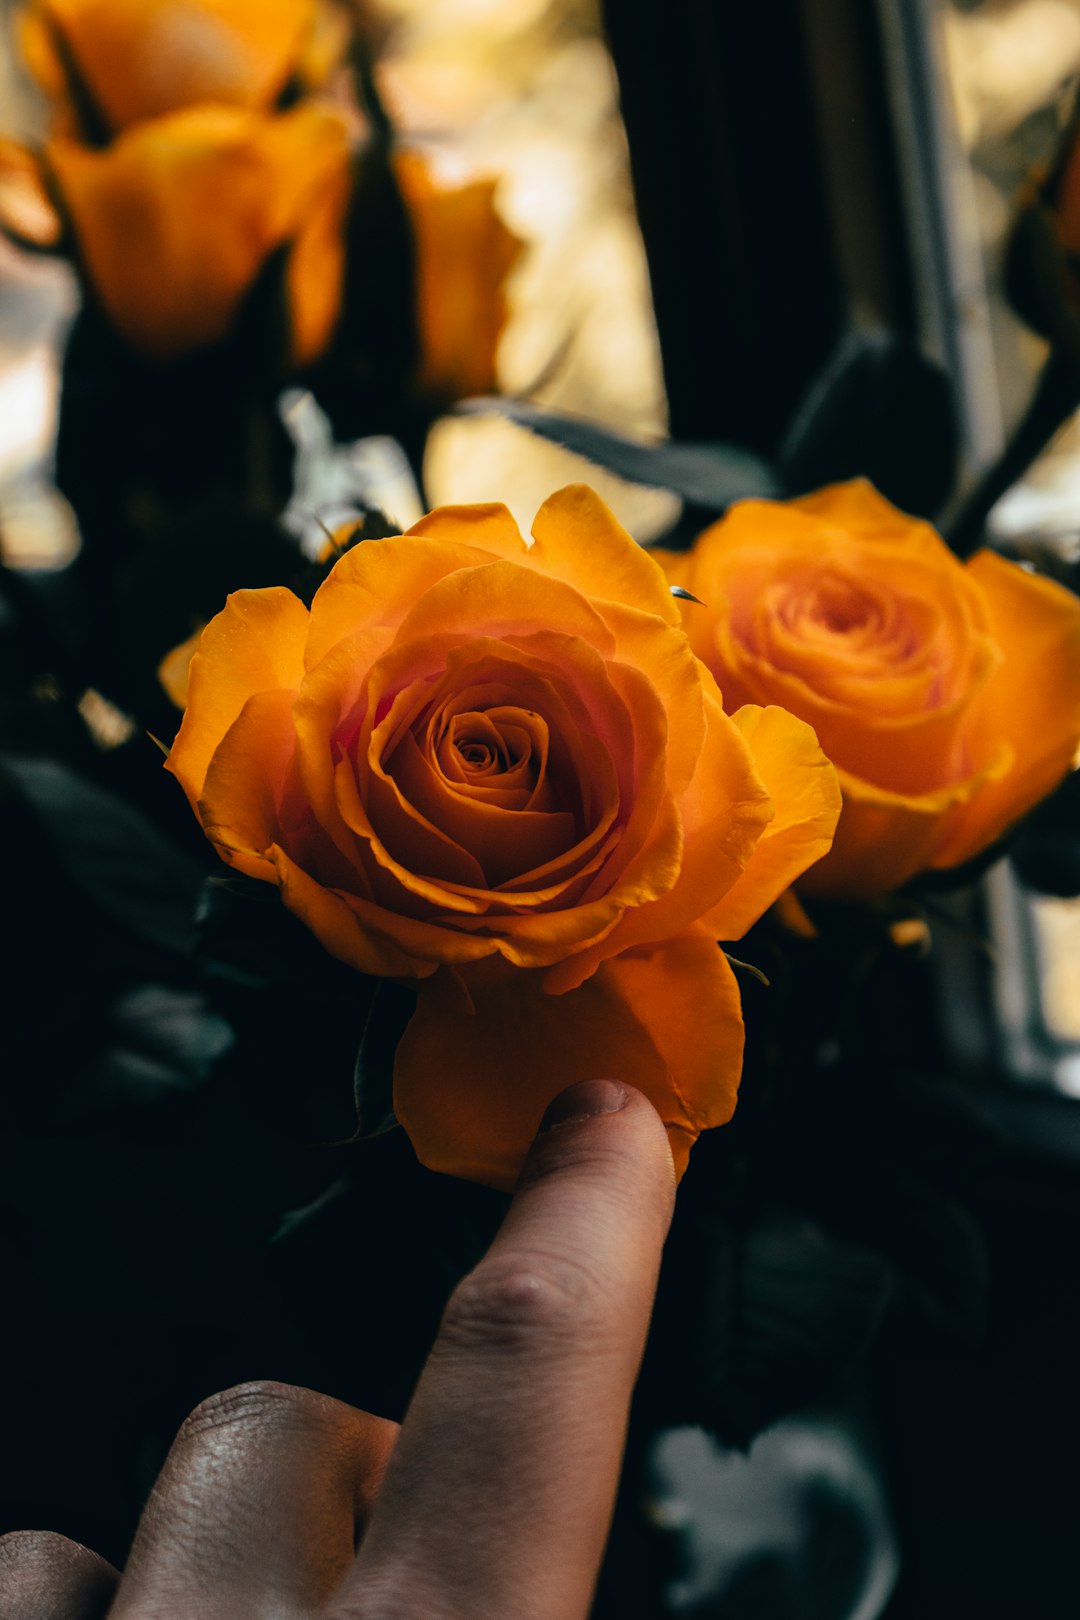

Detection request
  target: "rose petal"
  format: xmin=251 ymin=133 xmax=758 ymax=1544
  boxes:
xmin=339 ymin=752 xmax=491 ymax=904
xmin=268 ymin=841 xmax=426 ymax=978
xmin=394 ymin=926 xmax=744 ymax=1189
xmin=167 ymin=586 xmax=309 ymax=810
xmin=307 ymin=534 xmax=502 ymax=667
xmin=929 ymin=550 xmax=1080 ymax=866
xmin=286 ymin=139 xmax=351 ymax=365
xmin=530 ymin=484 xmax=681 ymax=626
xmin=46 ymin=102 xmax=352 ymax=360
xmin=798 ymin=756 xmax=1009 ymax=899
xmin=544 ymin=688 xmax=771 ymax=991
xmin=392 ymin=150 xmax=523 ymax=403
xmin=392 ymin=559 xmax=615 ymax=657
xmin=679 ymin=518 xmax=999 ymax=796
xmin=29 ymin=0 xmax=320 ymax=128
xmin=704 ymin=704 xmax=842 ymax=938
xmin=389 ymin=727 xmax=577 ymax=887
xmin=600 ymin=601 xmax=707 ymax=796
xmin=198 ymin=687 xmax=297 ymax=879
xmin=791 ymin=477 xmax=937 ymax=540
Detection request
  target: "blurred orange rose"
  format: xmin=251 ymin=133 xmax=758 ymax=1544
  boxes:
xmin=167 ymin=485 xmax=840 ymax=1187
xmin=19 ymin=0 xmax=349 ymax=137
xmin=659 ymin=480 xmax=1080 ymax=899
xmin=40 ymin=101 xmax=353 ymax=363
xmin=393 ymin=149 xmax=524 ymax=406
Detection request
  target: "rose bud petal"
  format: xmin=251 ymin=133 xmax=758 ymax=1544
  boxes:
xmin=19 ymin=0 xmax=349 ymax=137
xmin=43 ymin=101 xmax=353 ymax=363
xmin=392 ymin=148 xmax=525 ymax=407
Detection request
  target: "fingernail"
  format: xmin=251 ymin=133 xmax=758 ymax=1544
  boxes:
xmin=539 ymin=1079 xmax=629 ymax=1133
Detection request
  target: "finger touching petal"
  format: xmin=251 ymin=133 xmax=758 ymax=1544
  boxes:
xmin=394 ymin=928 xmax=743 ymax=1189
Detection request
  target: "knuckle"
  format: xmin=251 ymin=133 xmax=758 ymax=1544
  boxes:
xmin=439 ymin=1249 xmax=617 ymax=1356
xmin=177 ymin=1379 xmax=312 ymax=1443
xmin=0 ymin=1531 xmax=114 ymax=1618
xmin=0 ymin=1529 xmax=84 ymax=1569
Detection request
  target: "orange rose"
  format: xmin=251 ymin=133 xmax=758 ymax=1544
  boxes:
xmin=40 ymin=102 xmax=353 ymax=363
xmin=19 ymin=0 xmax=349 ymax=137
xmin=167 ymin=485 xmax=840 ymax=1187
xmin=660 ymin=479 xmax=1080 ymax=899
xmin=393 ymin=149 xmax=524 ymax=406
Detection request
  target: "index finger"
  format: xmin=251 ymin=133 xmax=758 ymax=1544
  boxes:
xmin=346 ymin=1080 xmax=675 ymax=1620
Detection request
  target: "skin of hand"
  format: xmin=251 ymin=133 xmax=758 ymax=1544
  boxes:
xmin=0 ymin=1079 xmax=676 ymax=1620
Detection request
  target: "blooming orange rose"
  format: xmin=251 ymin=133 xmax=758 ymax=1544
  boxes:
xmin=393 ymin=149 xmax=524 ymax=406
xmin=40 ymin=101 xmax=353 ymax=363
xmin=19 ymin=0 xmax=349 ymax=137
xmin=659 ymin=479 xmax=1080 ymax=899
xmin=167 ymin=485 xmax=840 ymax=1187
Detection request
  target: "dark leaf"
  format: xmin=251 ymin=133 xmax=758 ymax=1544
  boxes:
xmin=60 ymin=984 xmax=235 ymax=1117
xmin=869 ymin=1182 xmax=989 ymax=1343
xmin=353 ymin=979 xmax=417 ymax=1138
xmin=271 ymin=1177 xmax=350 ymax=1243
xmin=452 ymin=397 xmax=782 ymax=508
xmin=779 ymin=328 xmax=959 ymax=518
xmin=196 ymin=871 xmax=357 ymax=991
xmin=943 ymin=353 xmax=1080 ymax=556
xmin=1011 ymin=769 xmax=1080 ymax=897
xmin=645 ymin=1209 xmax=894 ymax=1449
xmin=0 ymin=753 xmax=204 ymax=956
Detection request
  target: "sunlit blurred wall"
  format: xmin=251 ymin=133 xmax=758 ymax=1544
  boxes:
xmin=942 ymin=0 xmax=1080 ymax=1046
xmin=944 ymin=0 xmax=1080 ymax=538
xmin=0 ymin=0 xmax=78 ymax=565
xmin=368 ymin=0 xmax=677 ymax=537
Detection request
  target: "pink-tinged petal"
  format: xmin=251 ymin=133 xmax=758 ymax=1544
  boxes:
xmin=391 ymin=560 xmax=616 ymax=657
xmin=166 ymin=587 xmax=308 ymax=810
xmin=306 ymin=535 xmax=494 ymax=666
xmin=268 ymin=842 xmax=428 ymax=979
xmin=393 ymin=926 xmax=744 ymax=1189
xmin=544 ymin=690 xmax=771 ymax=992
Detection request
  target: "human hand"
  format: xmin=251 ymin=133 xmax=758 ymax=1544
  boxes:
xmin=0 ymin=1079 xmax=675 ymax=1619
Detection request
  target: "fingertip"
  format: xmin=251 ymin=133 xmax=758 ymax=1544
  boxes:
xmin=538 ymin=1078 xmax=629 ymax=1132
xmin=519 ymin=1080 xmax=677 ymax=1232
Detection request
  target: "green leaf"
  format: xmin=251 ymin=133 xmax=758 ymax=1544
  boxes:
xmin=58 ymin=984 xmax=235 ymax=1119
xmin=452 ymin=397 xmax=782 ymax=508
xmin=645 ymin=1209 xmax=894 ymax=1449
xmin=779 ymin=329 xmax=959 ymax=518
xmin=0 ymin=753 xmax=204 ymax=957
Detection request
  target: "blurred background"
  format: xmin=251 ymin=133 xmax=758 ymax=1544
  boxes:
xmin=2 ymin=2 xmax=1079 ymax=1615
